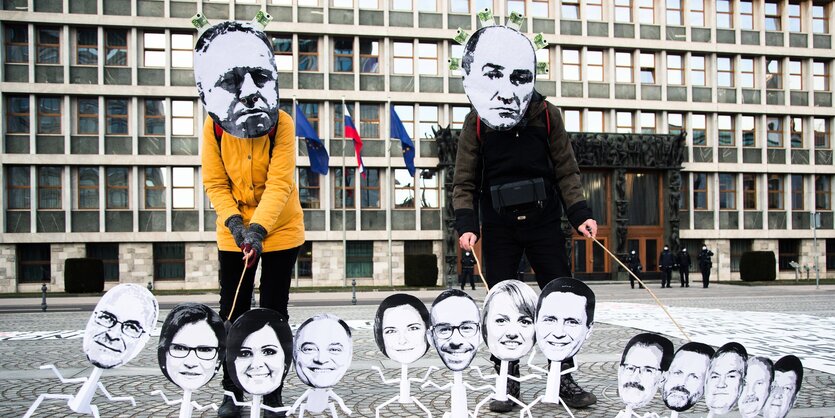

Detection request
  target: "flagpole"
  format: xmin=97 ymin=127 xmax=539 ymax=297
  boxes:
xmin=341 ymin=96 xmax=347 ymax=288
xmin=292 ymin=95 xmax=299 ymax=290
xmin=386 ymin=99 xmax=393 ymax=288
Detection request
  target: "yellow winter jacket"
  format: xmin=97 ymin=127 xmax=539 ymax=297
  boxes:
xmin=201 ymin=111 xmax=305 ymax=252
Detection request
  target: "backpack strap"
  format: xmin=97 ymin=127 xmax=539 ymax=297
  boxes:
xmin=213 ymin=121 xmax=278 ymax=161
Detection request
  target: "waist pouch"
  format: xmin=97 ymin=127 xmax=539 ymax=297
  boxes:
xmin=490 ymin=178 xmax=549 ymax=215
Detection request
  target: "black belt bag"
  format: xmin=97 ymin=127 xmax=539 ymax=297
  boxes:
xmin=490 ymin=178 xmax=549 ymax=214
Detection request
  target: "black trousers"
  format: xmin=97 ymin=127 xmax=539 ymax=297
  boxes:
xmin=680 ymin=268 xmax=689 ymax=286
xmin=481 ymin=219 xmax=571 ymax=290
xmin=701 ymin=266 xmax=711 ymax=288
xmin=218 ymin=246 xmax=301 ymax=391
xmin=460 ymin=268 xmax=475 ymax=289
xmin=661 ymin=268 xmax=672 ymax=287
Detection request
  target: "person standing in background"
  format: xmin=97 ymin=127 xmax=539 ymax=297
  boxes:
xmin=698 ymin=246 xmax=714 ymax=288
xmin=625 ymin=250 xmax=643 ymax=289
xmin=677 ymin=248 xmax=691 ymax=287
xmin=460 ymin=250 xmax=476 ymax=290
xmin=659 ymin=245 xmax=675 ymax=289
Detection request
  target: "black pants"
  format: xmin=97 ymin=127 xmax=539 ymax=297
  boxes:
xmin=680 ymin=269 xmax=689 ymax=286
xmin=218 ymin=246 xmax=301 ymax=391
xmin=701 ymin=266 xmax=711 ymax=288
xmin=629 ymin=272 xmax=643 ymax=288
xmin=460 ymin=268 xmax=475 ymax=289
xmin=662 ymin=268 xmax=672 ymax=287
xmin=481 ymin=219 xmax=570 ymax=290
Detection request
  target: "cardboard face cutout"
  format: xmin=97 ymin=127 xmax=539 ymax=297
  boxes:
xmin=226 ymin=308 xmax=293 ymax=396
xmin=294 ymin=314 xmax=353 ymax=388
xmin=461 ymin=26 xmax=536 ymax=131
xmin=374 ymin=294 xmax=430 ymax=365
xmin=482 ymin=280 xmax=537 ymax=361
xmin=534 ymin=277 xmax=595 ymax=362
xmin=83 ymin=284 xmax=159 ymax=369
xmin=762 ymin=355 xmax=803 ymax=418
xmin=662 ymin=342 xmax=714 ymax=412
xmin=739 ymin=357 xmax=774 ymax=418
xmin=429 ymin=289 xmax=480 ymax=371
xmin=157 ymin=303 xmax=226 ymax=391
xmin=194 ymin=21 xmax=279 ymax=138
xmin=704 ymin=343 xmax=747 ymax=415
xmin=617 ymin=333 xmax=673 ymax=409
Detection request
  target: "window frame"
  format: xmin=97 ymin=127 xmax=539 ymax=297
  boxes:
xmin=666 ymin=0 xmax=683 ymax=26
xmin=787 ymin=3 xmax=802 ymax=33
xmin=298 ymin=36 xmax=319 ymax=72
xmin=36 ymin=26 xmax=60 ymax=64
xmin=587 ymin=50 xmax=605 ymax=82
xmin=693 ymin=172 xmax=709 ymax=210
xmin=816 ymin=175 xmax=832 ymax=211
xmin=615 ymin=51 xmax=633 ymax=83
xmin=143 ymin=99 xmax=166 ymax=137
xmin=692 ymin=113 xmax=707 ymax=146
xmin=690 ymin=55 xmax=706 ymax=86
xmin=333 ymin=167 xmax=356 ymax=209
xmin=171 ymin=167 xmax=195 ymax=209
xmin=689 ymin=0 xmax=705 ymax=27
xmin=718 ymin=173 xmax=736 ymax=210
xmin=742 ymin=115 xmax=756 ymax=147
xmin=105 ymin=166 xmax=129 ymax=210
xmin=360 ymin=167 xmax=381 ymax=209
xmin=76 ymin=166 xmax=99 ymax=210
xmin=393 ymin=168 xmax=415 ymax=209
xmin=666 ymin=54 xmax=683 ymax=85
xmin=142 ymin=32 xmax=165 ymax=68
xmin=791 ymin=174 xmax=804 ymax=211
xmin=768 ymin=174 xmax=784 ymax=210
xmin=153 ymin=242 xmax=185 ymax=280
xmin=359 ymin=38 xmax=380 ymax=74
xmin=105 ymin=98 xmax=129 ymax=136
xmin=767 ymin=116 xmax=784 ymax=148
xmin=765 ymin=1 xmax=782 ymax=31
xmin=298 ymin=167 xmax=321 ymax=209
xmin=37 ymin=96 xmax=62 ymax=135
xmin=105 ymin=29 xmax=128 ymax=67
xmin=813 ymin=4 xmax=829 ymax=34
xmin=717 ymin=56 xmax=734 ymax=88
xmin=740 ymin=57 xmax=755 ymax=88
xmin=743 ymin=173 xmax=757 ymax=210
xmin=788 ymin=60 xmax=803 ymax=90
xmin=76 ymin=27 xmax=98 ymax=66
xmin=562 ymin=49 xmax=581 ymax=81
xmin=143 ymin=167 xmax=166 ymax=210
xmin=615 ymin=0 xmax=633 ymax=23
xmin=4 ymin=24 xmax=29 ymax=64
xmin=639 ymin=52 xmax=656 ymax=84
xmin=332 ymin=36 xmax=354 ymax=73
xmin=37 ymin=166 xmax=62 ymax=210
xmin=717 ymin=114 xmax=735 ymax=146
xmin=815 ymin=118 xmax=831 ymax=149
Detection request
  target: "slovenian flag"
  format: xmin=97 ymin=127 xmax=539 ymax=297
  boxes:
xmin=390 ymin=106 xmax=416 ymax=177
xmin=344 ymin=105 xmax=365 ymax=177
xmin=295 ymin=104 xmax=329 ymax=175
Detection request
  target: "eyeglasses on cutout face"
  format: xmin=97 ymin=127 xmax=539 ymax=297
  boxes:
xmin=431 ymin=321 xmax=480 ymax=339
xmin=168 ymin=344 xmax=219 ymax=360
xmin=94 ymin=310 xmax=146 ymax=338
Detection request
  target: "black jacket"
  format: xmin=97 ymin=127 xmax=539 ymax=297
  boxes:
xmin=659 ymin=250 xmax=675 ymax=270
xmin=677 ymin=250 xmax=691 ymax=269
xmin=698 ymin=249 xmax=714 ymax=268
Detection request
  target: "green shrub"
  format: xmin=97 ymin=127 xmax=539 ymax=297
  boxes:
xmin=64 ymin=258 xmax=105 ymax=293
xmin=404 ymin=254 xmax=439 ymax=287
xmin=739 ymin=251 xmax=777 ymax=282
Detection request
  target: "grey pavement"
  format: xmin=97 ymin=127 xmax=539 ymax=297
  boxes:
xmin=1 ymin=283 xmax=834 ymax=417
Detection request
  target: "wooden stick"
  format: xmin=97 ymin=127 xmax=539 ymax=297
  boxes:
xmin=470 ymin=250 xmax=490 ymax=290
xmin=227 ymin=253 xmax=251 ymax=322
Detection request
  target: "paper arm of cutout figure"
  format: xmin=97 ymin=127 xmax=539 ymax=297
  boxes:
xmin=224 ymin=390 xmax=250 ymax=408
xmin=41 ymin=364 xmax=88 ymax=383
xmin=151 ymin=390 xmax=182 ymax=406
xmin=97 ymin=381 xmax=136 ymax=406
xmin=191 ymin=400 xmax=219 ymax=412
xmin=462 ymin=382 xmax=494 ymax=392
xmin=526 ymin=348 xmax=577 ymax=375
xmin=287 ymin=388 xmax=312 ymax=416
xmin=371 ymin=366 xmax=400 ymax=384
xmin=327 ymin=389 xmax=353 ymax=415
xmin=261 ymin=403 xmax=291 ymax=414
xmin=410 ymin=366 xmax=438 ymax=383
xmin=469 ymin=365 xmax=499 ymax=380
xmin=421 ymin=379 xmax=453 ymax=391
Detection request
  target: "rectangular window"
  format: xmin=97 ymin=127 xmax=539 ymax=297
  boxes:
xmin=813 ymin=5 xmax=829 ymax=34
xmin=717 ymin=56 xmax=734 ymax=87
xmin=392 ymin=0 xmax=411 ymax=10
xmin=791 ymin=174 xmax=804 ymax=210
xmin=815 ymin=118 xmax=830 ymax=149
xmin=172 ymin=167 xmax=194 ymax=209
xmin=171 ymin=33 xmax=193 ymax=68
xmin=778 ymin=239 xmax=799 ymax=271
xmin=692 ymin=114 xmax=706 ymax=145
xmin=394 ymin=168 xmax=415 ymax=208
xmin=143 ymin=32 xmax=165 ymax=67
xmin=693 ymin=173 xmax=708 ymax=210
xmin=171 ymin=100 xmax=194 ymax=136
xmin=814 ymin=61 xmax=830 ymax=91
xmin=105 ymin=29 xmax=128 ymax=66
xmin=743 ymin=173 xmax=757 ymax=210
xmin=418 ymin=105 xmax=439 ymax=139
xmin=562 ymin=49 xmax=580 ymax=81
xmin=740 ymin=58 xmax=755 ymax=88
xmin=587 ymin=0 xmax=603 ymax=20
xmin=791 ymin=117 xmax=803 ymax=148
xmin=86 ymin=243 xmax=119 ymax=281
xmin=333 ymin=37 xmax=353 ymax=72
xmin=828 ymin=239 xmax=835 ymax=270
xmin=563 ymin=109 xmax=581 ymax=132
xmin=361 ymin=168 xmax=380 ymax=208
xmin=507 ymin=0 xmax=525 ymax=15
xmin=5 ymin=24 xmax=29 ymax=63
xmin=742 ymin=115 xmax=756 ymax=147
xmin=37 ymin=27 xmax=60 ymax=64
xmin=106 ymin=167 xmax=129 ymax=209
xmin=298 ymin=37 xmax=319 ymax=71
xmin=640 ymin=53 xmax=655 ymax=84
xmin=536 ymin=48 xmax=550 ymax=80
xmin=615 ymin=51 xmax=633 ymax=83
xmin=450 ymin=43 xmax=463 ymax=76
xmin=765 ymin=1 xmax=781 ymax=31
xmin=615 ymin=0 xmax=632 ymax=23
xmin=333 ymin=0 xmax=353 ymax=8
xmin=788 ymin=3 xmax=802 ymax=32
xmin=816 ymin=175 xmax=831 ymax=211
xmin=7 ymin=166 xmax=31 ymax=210
xmin=17 ymin=244 xmax=50 ymax=283
xmin=38 ymin=166 xmax=62 ymax=210
xmin=767 ymin=116 xmax=783 ymax=147
xmin=640 ymin=112 xmax=656 ymax=133
xmin=668 ymin=113 xmax=684 ymax=135
xmin=587 ymin=50 xmax=604 ymax=82
xmin=689 ymin=0 xmax=705 ymax=26
xmin=667 ymin=54 xmax=683 ymax=85
xmin=616 ymin=111 xmax=633 ymax=133
xmin=77 ymin=98 xmax=99 ymax=135
xmin=333 ymin=103 xmax=352 ymax=138
xmin=719 ymin=173 xmax=736 ymax=210
xmin=768 ymin=174 xmax=784 ymax=209
xmin=638 ymin=0 xmax=654 ymax=23
xmin=418 ymin=42 xmax=438 ymax=75
xmin=588 ymin=110 xmax=604 ymax=131
xmin=451 ymin=106 xmax=468 ymax=130
xmin=360 ymin=38 xmax=379 ymax=73
xmin=739 ymin=0 xmax=754 ymax=30
xmin=788 ymin=60 xmax=803 ymax=90
xmin=562 ymin=0 xmax=580 ymax=19
xmin=666 ymin=0 xmax=683 ymax=25
xmin=154 ymin=243 xmax=185 ymax=280
xmin=144 ymin=99 xmax=165 ymax=136
xmin=420 ymin=169 xmax=440 ymax=208
xmin=530 ymin=0 xmax=549 ymax=17
xmin=450 ymin=0 xmax=468 ymax=13
xmin=730 ymin=239 xmax=752 ymax=273
xmin=299 ymin=167 xmax=321 ymax=209
xmin=76 ymin=28 xmax=98 ymax=65
xmin=37 ymin=96 xmax=62 ymax=135
xmin=105 ymin=98 xmax=128 ymax=135
xmin=716 ymin=0 xmax=733 ymax=29
xmin=394 ymin=105 xmax=415 ymax=138
xmin=76 ymin=167 xmax=99 ymax=210
xmin=346 ymin=241 xmax=373 ymax=278
xmin=295 ymin=241 xmax=313 ymax=278
xmin=272 ymin=36 xmax=292 ymax=71
xmin=690 ymin=55 xmax=706 ymax=86
xmin=144 ymin=167 xmax=166 ymax=209
xmin=718 ymin=115 xmax=734 ymax=146
xmin=393 ymin=41 xmax=413 ymax=75
xmin=767 ymin=59 xmax=782 ymax=89
xmin=334 ymin=167 xmax=356 ymax=208
xmin=360 ymin=103 xmax=380 ymax=138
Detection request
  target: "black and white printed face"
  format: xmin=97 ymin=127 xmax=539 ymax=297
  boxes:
xmin=535 ymin=292 xmax=592 ymax=362
xmin=618 ymin=344 xmax=665 ymax=408
xmin=234 ymin=324 xmax=284 ymax=395
xmin=704 ymin=352 xmax=746 ymax=414
xmin=762 ymin=371 xmax=799 ymax=418
xmin=739 ymin=358 xmax=773 ymax=418
xmin=462 ymin=26 xmax=535 ymax=131
xmin=430 ymin=296 xmax=480 ymax=371
xmin=194 ymin=25 xmax=279 ymax=138
xmin=165 ymin=320 xmax=220 ymax=391
xmin=83 ymin=284 xmax=157 ymax=369
xmin=380 ymin=304 xmax=428 ymax=364
xmin=294 ymin=318 xmax=352 ymax=388
xmin=662 ymin=350 xmax=710 ymax=412
xmin=484 ymin=290 xmax=535 ymax=361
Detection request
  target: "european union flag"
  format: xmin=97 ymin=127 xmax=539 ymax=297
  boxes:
xmin=295 ymin=103 xmax=329 ymax=175
xmin=390 ymin=106 xmax=416 ymax=177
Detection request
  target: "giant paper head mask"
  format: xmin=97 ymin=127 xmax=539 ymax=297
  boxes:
xmin=482 ymin=280 xmax=537 ymax=361
xmin=704 ymin=342 xmax=747 ymax=415
xmin=617 ymin=333 xmax=673 ymax=409
xmin=461 ymin=25 xmax=536 ymax=131
xmin=374 ymin=294 xmax=430 ymax=365
xmin=662 ymin=342 xmax=714 ymax=412
xmin=294 ymin=314 xmax=353 ymax=388
xmin=194 ymin=21 xmax=279 ymax=138
xmin=762 ymin=355 xmax=803 ymax=418
xmin=226 ymin=308 xmax=293 ymax=396
xmin=83 ymin=283 xmax=159 ymax=369
xmin=534 ymin=277 xmax=595 ymax=362
xmin=429 ymin=289 xmax=481 ymax=371
xmin=739 ymin=356 xmax=774 ymax=418
xmin=157 ymin=303 xmax=226 ymax=391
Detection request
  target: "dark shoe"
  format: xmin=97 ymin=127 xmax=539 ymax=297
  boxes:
xmin=472 ymin=287 xmax=476 ymax=290
xmin=218 ymin=394 xmax=243 ymax=418
xmin=559 ymin=373 xmax=597 ymax=409
xmin=686 ymin=284 xmax=689 ymax=287
xmin=262 ymin=387 xmax=284 ymax=418
xmin=489 ymin=360 xmax=520 ymax=412
xmin=489 ymin=399 xmax=514 ymax=412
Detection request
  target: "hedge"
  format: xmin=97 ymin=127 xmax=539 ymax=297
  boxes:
xmin=64 ymin=258 xmax=105 ymax=293
xmin=404 ymin=254 xmax=438 ymax=287
xmin=739 ymin=251 xmax=777 ymax=282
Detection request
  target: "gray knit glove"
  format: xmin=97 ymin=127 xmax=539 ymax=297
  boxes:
xmin=225 ymin=215 xmax=246 ymax=248
xmin=241 ymin=223 xmax=267 ymax=268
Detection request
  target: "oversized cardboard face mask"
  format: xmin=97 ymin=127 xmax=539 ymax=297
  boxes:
xmin=227 ymin=308 xmax=293 ymax=396
xmin=374 ymin=295 xmax=430 ymax=365
xmin=429 ymin=293 xmax=481 ymax=371
xmin=461 ymin=26 xmax=536 ymax=131
xmin=158 ymin=303 xmax=225 ymax=392
xmin=194 ymin=21 xmax=279 ymax=138
xmin=483 ymin=280 xmax=537 ymax=362
xmin=294 ymin=315 xmax=353 ymax=388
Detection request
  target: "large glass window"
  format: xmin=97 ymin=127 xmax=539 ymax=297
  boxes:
xmin=77 ymin=167 xmax=99 ymax=210
xmin=791 ymin=174 xmax=804 ymax=210
xmin=272 ymin=36 xmax=292 ymax=71
xmin=394 ymin=169 xmax=415 ymax=208
xmin=333 ymin=167 xmax=356 ymax=208
xmin=17 ymin=244 xmax=50 ymax=283
xmin=640 ymin=113 xmax=656 ymax=133
xmin=788 ymin=60 xmax=803 ymax=90
xmin=730 ymin=239 xmax=752 ymax=272
xmin=106 ymin=167 xmax=129 ymax=209
xmin=562 ymin=0 xmax=580 ymax=19
xmin=626 ymin=173 xmax=660 ymax=225
xmin=692 ymin=114 xmax=706 ymax=146
xmin=298 ymin=37 xmax=319 ymax=71
xmin=778 ymin=239 xmax=799 ymax=271
xmin=765 ymin=1 xmax=781 ymax=31
xmin=791 ymin=117 xmax=803 ymax=148
xmin=393 ymin=41 xmax=413 ymax=75
xmin=4 ymin=24 xmax=29 ymax=63
xmin=743 ymin=173 xmax=757 ymax=210
xmin=361 ymin=168 xmax=380 ymax=209
xmin=814 ymin=61 xmax=830 ymax=91
xmin=638 ymin=0 xmax=654 ymax=23
xmin=615 ymin=52 xmax=633 ymax=83
xmin=717 ymin=56 xmax=734 ymax=87
xmin=37 ymin=27 xmax=60 ymax=64
xmin=616 ymin=111 xmax=633 ymax=133
xmin=77 ymin=98 xmax=99 ymax=135
xmin=451 ymin=106 xmax=469 ymax=130
xmin=333 ymin=37 xmax=353 ymax=72
xmin=716 ymin=0 xmax=733 ymax=29
xmin=171 ymin=33 xmax=193 ymax=68
xmin=37 ymin=97 xmax=61 ymax=135
xmin=689 ymin=0 xmax=705 ymax=26
xmin=419 ymin=169 xmax=439 ymax=208
xmin=740 ymin=58 xmax=755 ymax=88
xmin=588 ymin=110 xmax=604 ymax=131
xmin=767 ymin=117 xmax=783 ymax=147
xmin=639 ymin=53 xmax=655 ymax=84
xmin=6 ymin=166 xmax=30 ymax=210
xmin=154 ymin=243 xmax=185 ymax=280
xmin=690 ymin=55 xmax=706 ymax=86
xmin=739 ymin=1 xmax=754 ymax=30
xmin=394 ymin=105 xmax=415 ymax=137
xmin=718 ymin=115 xmax=734 ymax=146
xmin=295 ymin=241 xmax=313 ymax=278
xmin=360 ymin=38 xmax=379 ymax=73
xmin=172 ymin=167 xmax=194 ymax=209
xmin=418 ymin=42 xmax=438 ymax=75
xmin=693 ymin=173 xmax=708 ymax=210
xmin=105 ymin=29 xmax=127 ymax=66
xmin=719 ymin=173 xmax=736 ymax=210
xmin=360 ymin=104 xmax=380 ymax=138
xmin=587 ymin=0 xmax=603 ymax=20
xmin=299 ymin=167 xmax=321 ymax=209
xmin=563 ymin=109 xmax=581 ymax=132
xmin=668 ymin=113 xmax=684 ymax=136
xmin=105 ymin=98 xmax=129 ymax=135
xmin=530 ymin=0 xmax=549 ymax=17
xmin=742 ymin=115 xmax=756 ymax=147
xmin=418 ymin=105 xmax=439 ymax=139
xmin=816 ymin=175 xmax=831 ymax=211
xmin=7 ymin=96 xmax=30 ymax=134
xmin=667 ymin=54 xmax=683 ymax=85
xmin=615 ymin=0 xmax=632 ymax=23
xmin=346 ymin=241 xmax=373 ymax=278
xmin=76 ymin=28 xmax=98 ymax=65
xmin=144 ymin=99 xmax=165 ymax=136
xmin=143 ymin=32 xmax=165 ymax=67
xmin=536 ymin=48 xmax=550 ymax=80
xmin=450 ymin=0 xmax=468 ymax=13
xmin=766 ymin=59 xmax=782 ymax=89
xmin=87 ymin=243 xmax=119 ymax=281
xmin=815 ymin=118 xmax=831 ymax=149
xmin=587 ymin=50 xmax=604 ymax=82
xmin=666 ymin=0 xmax=683 ymax=25
xmin=38 ymin=166 xmax=62 ymax=210
xmin=171 ymin=100 xmax=194 ymax=136
xmin=813 ymin=5 xmax=829 ymax=34
xmin=768 ymin=174 xmax=784 ymax=210
xmin=788 ymin=3 xmax=802 ymax=32
xmin=144 ymin=167 xmax=166 ymax=209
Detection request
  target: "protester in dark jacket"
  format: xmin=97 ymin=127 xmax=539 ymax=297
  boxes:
xmin=676 ymin=248 xmax=691 ymax=287
xmin=698 ymin=246 xmax=714 ymax=288
xmin=460 ymin=251 xmax=476 ymax=290
xmin=659 ymin=246 xmax=675 ymax=288
xmin=625 ymin=250 xmax=643 ymax=289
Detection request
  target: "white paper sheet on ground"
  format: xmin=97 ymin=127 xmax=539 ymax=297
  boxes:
xmin=429 ymin=289 xmax=481 ymax=371
xmin=704 ymin=342 xmax=747 ymax=416
xmin=534 ymin=277 xmax=596 ymax=363
xmin=193 ymin=21 xmax=279 ymax=138
xmin=158 ymin=303 xmax=226 ymax=392
xmin=595 ymin=302 xmax=835 ymax=375
xmin=226 ymin=308 xmax=292 ymax=396
xmin=617 ymin=333 xmax=674 ymax=410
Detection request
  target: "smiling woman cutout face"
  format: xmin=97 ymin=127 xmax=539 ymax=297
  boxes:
xmin=225 ymin=308 xmax=293 ymax=396
xmin=482 ymin=280 xmax=537 ymax=361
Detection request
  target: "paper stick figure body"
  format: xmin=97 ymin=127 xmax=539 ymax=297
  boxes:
xmin=372 ymin=364 xmax=435 ymax=418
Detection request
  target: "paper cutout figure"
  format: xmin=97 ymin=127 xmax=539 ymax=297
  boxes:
xmin=371 ymin=294 xmax=435 ymax=418
xmin=194 ymin=21 xmax=279 ymax=138
xmin=25 ymin=284 xmax=158 ymax=418
xmin=738 ymin=356 xmax=774 ymax=418
xmin=522 ymin=277 xmax=596 ymax=418
xmin=421 ymin=289 xmax=491 ymax=418
xmin=616 ymin=333 xmax=673 ymax=418
xmin=153 ymin=303 xmax=226 ymax=418
xmin=461 ymin=25 xmax=535 ymax=131
xmin=661 ymin=342 xmax=715 ymax=417
xmin=704 ymin=342 xmax=747 ymax=417
xmin=471 ymin=280 xmax=540 ymax=417
xmin=288 ymin=314 xmax=353 ymax=417
xmin=225 ymin=308 xmax=293 ymax=417
xmin=762 ymin=355 xmax=803 ymax=418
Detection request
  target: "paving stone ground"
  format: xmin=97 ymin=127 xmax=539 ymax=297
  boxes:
xmin=1 ymin=283 xmax=833 ymax=417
